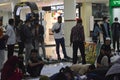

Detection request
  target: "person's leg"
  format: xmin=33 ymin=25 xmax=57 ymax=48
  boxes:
xmin=37 ymin=64 xmax=44 ymax=76
xmin=117 ymin=38 xmax=119 ymax=51
xmin=7 ymin=44 xmax=14 ymax=59
xmin=0 ymin=50 xmax=5 ymax=70
xmin=55 ymin=39 xmax=61 ymax=60
xmin=79 ymin=42 xmax=86 ymax=64
xmin=41 ymin=41 xmax=46 ymax=59
xmin=73 ymin=41 xmax=78 ymax=64
xmin=27 ymin=65 xmax=35 ymax=77
xmin=113 ymin=38 xmax=116 ymax=51
xmin=34 ymin=40 xmax=40 ymax=56
xmin=60 ymin=38 xmax=68 ymax=58
xmin=25 ymin=43 xmax=33 ymax=65
xmin=18 ymin=42 xmax=24 ymax=56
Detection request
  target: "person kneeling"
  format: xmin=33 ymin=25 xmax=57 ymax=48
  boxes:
xmin=27 ymin=49 xmax=44 ymax=77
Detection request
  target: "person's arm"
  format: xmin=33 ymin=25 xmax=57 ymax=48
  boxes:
xmin=70 ymin=28 xmax=73 ymax=46
xmin=5 ymin=26 xmax=11 ymax=38
xmin=52 ymin=24 xmax=55 ymax=33
xmin=28 ymin=60 xmax=44 ymax=67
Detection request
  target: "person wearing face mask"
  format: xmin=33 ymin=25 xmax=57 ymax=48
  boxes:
xmin=52 ymin=16 xmax=71 ymax=60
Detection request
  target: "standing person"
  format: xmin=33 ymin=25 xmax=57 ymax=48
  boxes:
xmin=52 ymin=16 xmax=70 ymax=60
xmin=27 ymin=49 xmax=44 ymax=77
xmin=92 ymin=20 xmax=101 ymax=43
xmin=16 ymin=20 xmax=24 ymax=56
xmin=101 ymin=17 xmax=111 ymax=43
xmin=0 ymin=17 xmax=8 ymax=71
xmin=111 ymin=17 xmax=120 ymax=52
xmin=33 ymin=22 xmax=46 ymax=59
xmin=70 ymin=18 xmax=86 ymax=64
xmin=22 ymin=20 xmax=33 ymax=65
xmin=6 ymin=18 xmax=16 ymax=59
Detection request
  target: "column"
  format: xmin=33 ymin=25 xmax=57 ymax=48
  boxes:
xmin=81 ymin=2 xmax=92 ymax=41
xmin=11 ymin=0 xmax=20 ymax=18
xmin=64 ymin=0 xmax=76 ymax=46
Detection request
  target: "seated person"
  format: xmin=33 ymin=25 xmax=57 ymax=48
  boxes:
xmin=27 ymin=49 xmax=44 ymax=77
xmin=97 ymin=37 xmax=111 ymax=68
xmin=1 ymin=56 xmax=23 ymax=80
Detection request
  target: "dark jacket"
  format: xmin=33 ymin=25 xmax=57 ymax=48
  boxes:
xmin=22 ymin=24 xmax=33 ymax=43
xmin=70 ymin=23 xmax=85 ymax=43
xmin=101 ymin=22 xmax=110 ymax=38
xmin=111 ymin=22 xmax=120 ymax=39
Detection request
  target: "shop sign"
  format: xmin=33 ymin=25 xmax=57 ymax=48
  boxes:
xmin=110 ymin=0 xmax=120 ymax=7
xmin=51 ymin=5 xmax=64 ymax=10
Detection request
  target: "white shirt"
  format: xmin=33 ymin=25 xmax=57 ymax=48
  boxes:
xmin=6 ymin=24 xmax=16 ymax=45
xmin=52 ymin=22 xmax=64 ymax=39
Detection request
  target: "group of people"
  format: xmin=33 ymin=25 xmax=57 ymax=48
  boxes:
xmin=0 ymin=15 xmax=46 ymax=79
xmin=0 ymin=14 xmax=120 ymax=80
xmin=92 ymin=17 xmax=120 ymax=52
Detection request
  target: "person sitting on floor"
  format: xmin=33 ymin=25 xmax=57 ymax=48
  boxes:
xmin=27 ymin=49 xmax=44 ymax=77
xmin=97 ymin=37 xmax=112 ymax=68
xmin=1 ymin=56 xmax=23 ymax=80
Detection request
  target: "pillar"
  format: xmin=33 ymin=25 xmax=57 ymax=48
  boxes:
xmin=81 ymin=2 xmax=92 ymax=41
xmin=64 ymin=0 xmax=76 ymax=46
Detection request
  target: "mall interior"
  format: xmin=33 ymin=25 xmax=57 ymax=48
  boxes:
xmin=0 ymin=0 xmax=120 ymax=80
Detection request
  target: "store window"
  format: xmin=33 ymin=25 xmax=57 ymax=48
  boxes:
xmin=92 ymin=3 xmax=109 ymax=19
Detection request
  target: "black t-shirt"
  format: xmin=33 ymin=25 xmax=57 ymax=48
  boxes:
xmin=29 ymin=57 xmax=42 ymax=63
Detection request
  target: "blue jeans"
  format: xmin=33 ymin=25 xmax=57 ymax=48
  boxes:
xmin=55 ymin=37 xmax=67 ymax=59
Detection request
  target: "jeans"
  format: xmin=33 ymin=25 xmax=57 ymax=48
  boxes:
xmin=55 ymin=37 xmax=67 ymax=59
xmin=24 ymin=43 xmax=33 ymax=65
xmin=72 ymin=41 xmax=86 ymax=64
xmin=34 ymin=40 xmax=46 ymax=58
xmin=7 ymin=44 xmax=15 ymax=59
xmin=18 ymin=42 xmax=24 ymax=55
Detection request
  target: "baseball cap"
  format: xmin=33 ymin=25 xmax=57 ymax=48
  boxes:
xmin=106 ymin=37 xmax=111 ymax=40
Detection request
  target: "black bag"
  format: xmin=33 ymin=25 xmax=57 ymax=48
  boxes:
xmin=54 ymin=24 xmax=61 ymax=33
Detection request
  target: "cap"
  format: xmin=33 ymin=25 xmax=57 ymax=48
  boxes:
xmin=106 ymin=37 xmax=111 ymax=40
xmin=76 ymin=18 xmax=82 ymax=23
